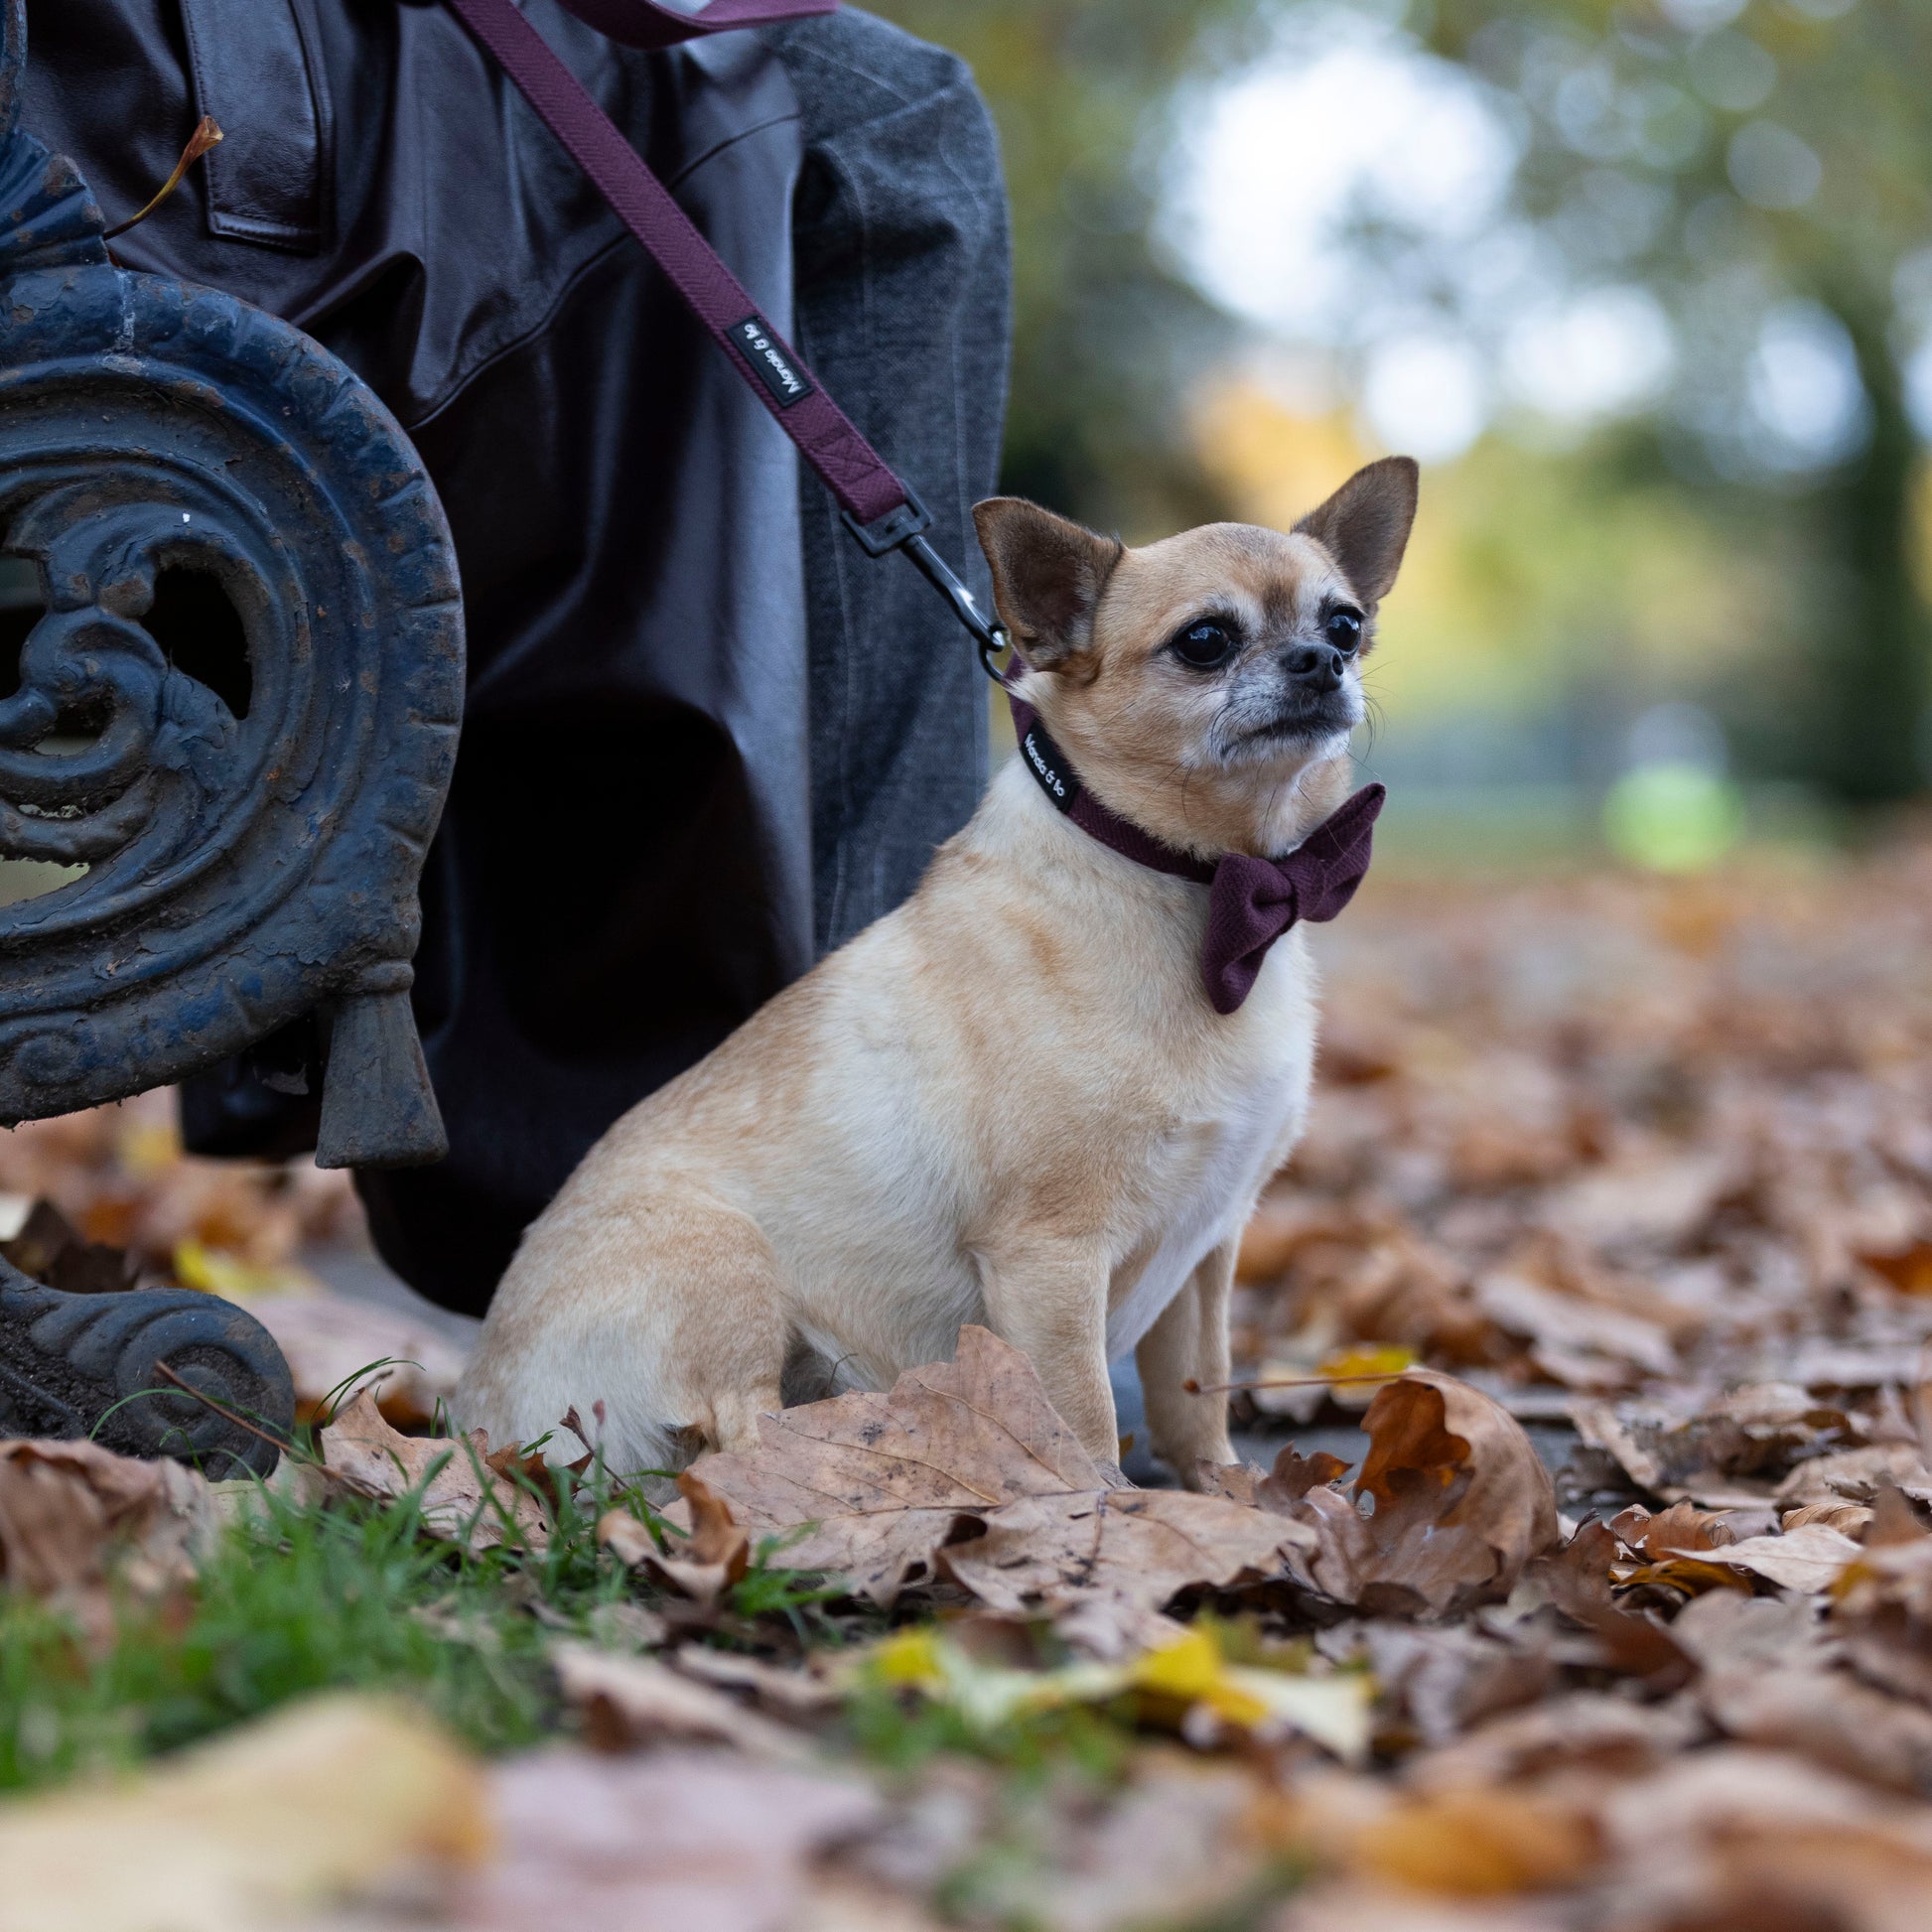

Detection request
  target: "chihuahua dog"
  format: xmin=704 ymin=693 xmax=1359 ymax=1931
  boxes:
xmin=456 ymin=457 xmax=1418 ymax=1484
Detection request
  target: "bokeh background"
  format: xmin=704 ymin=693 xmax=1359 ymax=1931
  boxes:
xmin=877 ymin=0 xmax=1932 ymax=872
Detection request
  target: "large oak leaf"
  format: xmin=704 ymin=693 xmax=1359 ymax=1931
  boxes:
xmin=679 ymin=1327 xmax=1311 ymax=1638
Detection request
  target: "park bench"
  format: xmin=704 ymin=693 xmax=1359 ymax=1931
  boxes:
xmin=0 ymin=0 xmax=462 ymax=1475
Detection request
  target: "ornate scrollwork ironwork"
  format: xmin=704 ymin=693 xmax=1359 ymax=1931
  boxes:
xmin=0 ymin=1253 xmax=294 ymax=1479
xmin=0 ymin=0 xmax=464 ymax=1169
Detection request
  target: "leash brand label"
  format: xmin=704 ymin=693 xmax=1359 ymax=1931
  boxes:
xmin=729 ymin=315 xmax=814 ymax=409
xmin=1021 ymin=727 xmax=1080 ymax=813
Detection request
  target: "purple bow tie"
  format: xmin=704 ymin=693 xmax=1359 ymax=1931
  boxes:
xmin=1010 ymin=699 xmax=1385 ymax=1015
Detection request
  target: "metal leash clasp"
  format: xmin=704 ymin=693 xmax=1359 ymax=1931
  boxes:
xmin=843 ymin=486 xmax=1014 ymax=687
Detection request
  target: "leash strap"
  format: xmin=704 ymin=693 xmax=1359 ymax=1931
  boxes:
xmin=544 ymin=0 xmax=837 ymax=54
xmin=443 ymin=0 xmax=1010 ymax=670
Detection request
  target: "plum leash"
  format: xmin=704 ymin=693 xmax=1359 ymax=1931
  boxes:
xmin=443 ymin=0 xmax=1012 ymax=680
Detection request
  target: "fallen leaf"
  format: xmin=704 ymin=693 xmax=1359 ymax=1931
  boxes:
xmin=0 ymin=1695 xmax=485 ymax=1932
xmin=1782 ymin=1500 xmax=1875 ymax=1537
xmin=243 ymin=1288 xmax=469 ymax=1429
xmin=1273 ymin=1882 xmax=1570 ymax=1931
xmin=677 ymin=1326 xmax=1311 ymax=1645
xmin=938 ymin=1485 xmax=1309 ymax=1655
xmin=456 ymin=1744 xmax=880 ymax=1932
xmin=1669 ymin=1523 xmax=1861 ymax=1594
xmin=598 ymin=1506 xmax=659 ymax=1569
xmin=0 ymin=1438 xmax=214 ymax=1644
xmin=1534 ymin=1520 xmax=1695 ymax=1684
xmin=1700 ymin=1664 xmax=1932 ymax=1795
xmin=1474 ymin=1269 xmax=1677 ymax=1387
xmin=1128 ymin=1625 xmax=1374 ymax=1759
xmin=1280 ymin=1370 xmax=1559 ymax=1617
xmin=1571 ymin=1384 xmax=1853 ymax=1506
xmin=1861 ymin=1239 xmax=1932 ymax=1296
xmin=1829 ymin=1488 xmax=1932 ymax=1704
xmin=320 ymin=1391 xmax=546 ymax=1553
xmin=1359 ymin=1622 xmax=1554 ymax=1746
xmin=1609 ymin=1500 xmax=1734 ymax=1557
xmin=1776 ymin=1443 xmax=1932 ymax=1507
xmin=1 ymin=1197 xmax=138 ymax=1296
xmin=862 ymin=1623 xmax=1373 ymax=1761
xmin=1349 ymin=1786 xmax=1599 ymax=1896
xmin=672 ymin=1646 xmax=843 ymax=1716
xmin=1402 ymin=1690 xmax=1705 ymax=1794
xmin=638 ymin=1471 xmax=750 ymax=1606
xmin=551 ymin=1643 xmax=811 ymax=1758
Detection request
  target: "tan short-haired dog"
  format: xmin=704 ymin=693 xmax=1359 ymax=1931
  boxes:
xmin=456 ymin=458 xmax=1419 ymax=1484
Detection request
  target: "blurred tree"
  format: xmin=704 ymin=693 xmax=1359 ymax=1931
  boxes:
xmin=1416 ymin=0 xmax=1932 ymax=805
xmin=867 ymin=0 xmax=1254 ymax=534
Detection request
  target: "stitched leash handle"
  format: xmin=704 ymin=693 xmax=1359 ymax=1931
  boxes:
xmin=444 ymin=0 xmax=1010 ymax=671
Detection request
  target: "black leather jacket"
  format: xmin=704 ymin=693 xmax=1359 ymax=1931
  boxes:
xmin=22 ymin=0 xmax=1008 ymax=1311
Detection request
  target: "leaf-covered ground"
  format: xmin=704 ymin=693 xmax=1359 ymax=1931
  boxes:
xmin=4 ymin=844 xmax=1932 ymax=1932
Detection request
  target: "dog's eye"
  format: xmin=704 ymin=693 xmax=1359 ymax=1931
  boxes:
xmin=1325 ymin=609 xmax=1364 ymax=653
xmin=1172 ymin=620 xmax=1236 ymax=669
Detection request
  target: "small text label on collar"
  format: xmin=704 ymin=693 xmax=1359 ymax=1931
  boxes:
xmin=1021 ymin=728 xmax=1080 ymax=813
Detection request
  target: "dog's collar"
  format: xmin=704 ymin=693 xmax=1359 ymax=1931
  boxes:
xmin=1008 ymin=695 xmax=1385 ymax=1015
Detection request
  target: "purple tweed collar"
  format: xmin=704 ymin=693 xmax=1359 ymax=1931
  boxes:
xmin=1008 ymin=696 xmax=1385 ymax=1015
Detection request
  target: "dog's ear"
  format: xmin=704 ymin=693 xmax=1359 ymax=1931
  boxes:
xmin=972 ymin=497 xmax=1122 ymax=669
xmin=1293 ymin=457 xmax=1419 ymax=608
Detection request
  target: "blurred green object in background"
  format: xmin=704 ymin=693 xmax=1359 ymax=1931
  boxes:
xmin=1602 ymin=763 xmax=1747 ymax=872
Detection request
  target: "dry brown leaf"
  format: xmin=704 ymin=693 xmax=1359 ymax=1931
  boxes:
xmin=1783 ymin=1500 xmax=1876 ymax=1537
xmin=1861 ymin=1239 xmax=1932 ymax=1296
xmin=1030 ymin=1758 xmax=1273 ymax=1932
xmin=0 ymin=1695 xmax=486 ymax=1932
xmin=676 ymin=1326 xmax=1311 ymax=1643
xmin=320 ymin=1391 xmax=546 ymax=1552
xmin=672 ymin=1646 xmax=843 ymax=1716
xmin=1348 ymin=1786 xmax=1600 ymax=1896
xmin=598 ymin=1506 xmax=658 ymax=1568
xmin=647 ymin=1471 xmax=752 ymax=1605
xmin=1200 ymin=1445 xmax=1352 ymax=1508
xmin=1473 ymin=1268 xmax=1678 ymax=1387
xmin=1670 ymin=1522 xmax=1861 ymax=1594
xmin=457 ymin=1745 xmax=880 ymax=1932
xmin=551 ymin=1643 xmax=811 ymax=1759
xmin=1535 ymin=1520 xmax=1695 ymax=1684
xmin=1700 ymin=1664 xmax=1932 ymax=1795
xmin=0 ymin=1438 xmax=214 ymax=1643
xmin=1830 ymin=1488 xmax=1932 ymax=1705
xmin=1358 ymin=1622 xmax=1554 ymax=1746
xmin=1402 ymin=1690 xmax=1705 ymax=1795
xmin=245 ymin=1289 xmax=469 ymax=1429
xmin=1536 ymin=1149 xmax=1733 ymax=1252
xmin=1610 ymin=1500 xmax=1735 ymax=1557
xmin=937 ymin=1486 xmax=1307 ymax=1656
xmin=1280 ymin=1370 xmax=1559 ymax=1616
xmin=1776 ymin=1443 xmax=1932 ymax=1507
xmin=1592 ymin=1745 xmax=1932 ymax=1926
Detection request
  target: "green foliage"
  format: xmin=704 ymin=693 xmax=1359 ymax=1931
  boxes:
xmin=867 ymin=0 xmax=1932 ymax=803
xmin=0 ymin=1456 xmax=655 ymax=1796
xmin=868 ymin=0 xmax=1258 ymax=531
xmin=2 ymin=1494 xmax=541 ymax=1793
xmin=1416 ymin=0 xmax=1932 ymax=800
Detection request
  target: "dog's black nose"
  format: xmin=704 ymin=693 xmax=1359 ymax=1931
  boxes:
xmin=1286 ymin=642 xmax=1347 ymax=693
